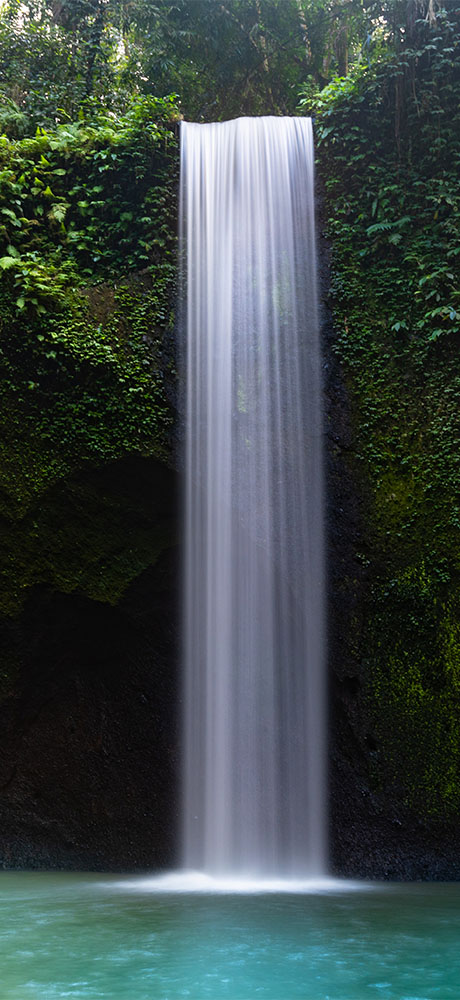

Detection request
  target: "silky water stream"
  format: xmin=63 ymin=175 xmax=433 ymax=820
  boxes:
xmin=181 ymin=116 xmax=325 ymax=881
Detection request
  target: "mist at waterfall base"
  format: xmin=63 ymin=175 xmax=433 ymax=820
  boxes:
xmin=181 ymin=115 xmax=326 ymax=885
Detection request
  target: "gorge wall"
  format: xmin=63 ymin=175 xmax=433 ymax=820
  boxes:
xmin=0 ymin=100 xmax=181 ymax=868
xmin=316 ymin=8 xmax=460 ymax=878
xmin=0 ymin=11 xmax=460 ymax=875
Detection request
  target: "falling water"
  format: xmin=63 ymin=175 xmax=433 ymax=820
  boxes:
xmin=181 ymin=116 xmax=326 ymax=878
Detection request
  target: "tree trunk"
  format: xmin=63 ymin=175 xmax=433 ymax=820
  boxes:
xmin=85 ymin=0 xmax=106 ymax=97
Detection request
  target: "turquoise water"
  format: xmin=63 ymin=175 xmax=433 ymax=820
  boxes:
xmin=1 ymin=875 xmax=460 ymax=999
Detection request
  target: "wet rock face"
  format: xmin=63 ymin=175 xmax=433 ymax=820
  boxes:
xmin=1 ymin=216 xmax=459 ymax=877
xmin=0 ymin=457 xmax=180 ymax=871
xmin=318 ymin=206 xmax=374 ymax=874
xmin=318 ymin=193 xmax=460 ymax=881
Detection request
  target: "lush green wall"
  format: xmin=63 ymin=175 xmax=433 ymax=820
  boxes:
xmin=1 ymin=0 xmax=460 ymax=854
xmin=310 ymin=6 xmax=460 ymax=817
xmin=0 ymin=96 xmax=179 ymax=691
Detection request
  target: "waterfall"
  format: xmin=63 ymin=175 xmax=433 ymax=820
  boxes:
xmin=181 ymin=116 xmax=326 ymax=878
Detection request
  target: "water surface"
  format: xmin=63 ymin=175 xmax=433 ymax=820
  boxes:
xmin=1 ymin=874 xmax=460 ymax=998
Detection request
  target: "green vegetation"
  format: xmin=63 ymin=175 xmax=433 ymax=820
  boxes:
xmin=0 ymin=0 xmax=375 ymax=625
xmin=1 ymin=0 xmax=460 ymax=823
xmin=307 ymin=4 xmax=460 ymax=815
xmin=0 ymin=92 xmax=178 ymax=626
xmin=0 ymin=0 xmax=388 ymax=128
xmin=0 ymin=94 xmax=179 ymax=513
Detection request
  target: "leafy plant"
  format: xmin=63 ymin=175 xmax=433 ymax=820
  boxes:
xmin=306 ymin=3 xmax=460 ymax=817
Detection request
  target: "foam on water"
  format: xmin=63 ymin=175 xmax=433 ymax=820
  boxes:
xmin=110 ymin=871 xmax=370 ymax=895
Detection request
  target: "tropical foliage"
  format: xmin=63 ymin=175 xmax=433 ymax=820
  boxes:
xmin=0 ymin=94 xmax=178 ymax=522
xmin=309 ymin=3 xmax=460 ymax=815
xmin=0 ymin=0 xmax=413 ymax=128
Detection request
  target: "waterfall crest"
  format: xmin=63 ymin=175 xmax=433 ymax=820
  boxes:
xmin=181 ymin=116 xmax=326 ymax=877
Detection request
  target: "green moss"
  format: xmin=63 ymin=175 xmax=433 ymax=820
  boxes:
xmin=369 ymin=588 xmax=460 ymax=815
xmin=0 ymin=468 xmax=174 ymax=616
xmin=0 ymin=96 xmax=178 ymax=502
xmin=0 ymin=276 xmax=175 ymax=520
xmin=313 ymin=10 xmax=460 ymax=816
xmin=0 ymin=95 xmax=179 ymax=657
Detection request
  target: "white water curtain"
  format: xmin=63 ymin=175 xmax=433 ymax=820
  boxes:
xmin=181 ymin=117 xmax=326 ymax=877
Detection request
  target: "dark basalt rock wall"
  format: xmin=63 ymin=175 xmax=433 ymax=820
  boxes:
xmin=1 ymin=117 xmax=459 ymax=877
xmin=2 ymin=232 xmax=459 ymax=878
xmin=0 ymin=457 xmax=179 ymax=871
xmin=319 ymin=201 xmax=460 ymax=881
